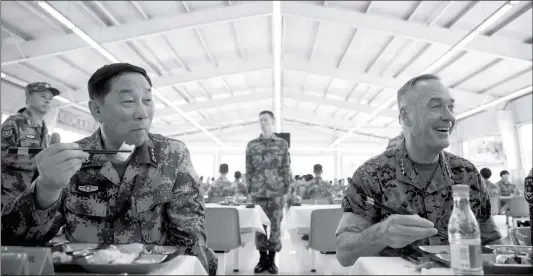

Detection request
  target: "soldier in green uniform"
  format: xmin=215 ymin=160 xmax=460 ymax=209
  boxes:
xmin=303 ymin=164 xmax=333 ymax=204
xmin=207 ymin=164 xmax=234 ymax=202
xmin=1 ymin=63 xmax=217 ymax=275
xmin=232 ymin=171 xmax=248 ymax=198
xmin=1 ymin=82 xmax=60 ymax=211
xmin=335 ymin=74 xmax=502 ymax=267
xmin=246 ymin=110 xmax=291 ymax=274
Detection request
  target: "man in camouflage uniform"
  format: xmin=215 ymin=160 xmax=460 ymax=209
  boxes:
xmin=303 ymin=164 xmax=333 ymax=204
xmin=1 ymin=63 xmax=217 ymax=275
xmin=207 ymin=164 xmax=235 ymax=202
xmin=386 ymin=134 xmax=404 ymax=150
xmin=1 ymin=82 xmax=60 ymax=211
xmin=246 ymin=110 xmax=291 ymax=274
xmin=232 ymin=171 xmax=249 ymax=199
xmin=335 ymin=74 xmax=502 ymax=267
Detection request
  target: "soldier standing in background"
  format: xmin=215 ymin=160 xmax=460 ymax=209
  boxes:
xmin=1 ymin=82 xmax=60 ymax=211
xmin=246 ymin=110 xmax=291 ymax=274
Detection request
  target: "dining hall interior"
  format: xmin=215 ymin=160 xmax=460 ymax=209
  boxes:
xmin=1 ymin=0 xmax=532 ymax=275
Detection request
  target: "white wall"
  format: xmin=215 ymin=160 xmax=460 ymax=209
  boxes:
xmin=508 ymin=93 xmax=532 ymax=125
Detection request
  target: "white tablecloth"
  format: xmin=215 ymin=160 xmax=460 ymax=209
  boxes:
xmin=282 ymin=204 xmax=341 ymax=231
xmin=349 ymin=257 xmax=452 ymax=275
xmin=151 ymin=255 xmax=207 ymax=275
xmin=205 ymin=203 xmax=271 ymax=234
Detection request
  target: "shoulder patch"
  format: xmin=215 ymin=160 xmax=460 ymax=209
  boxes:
xmin=2 ymin=128 xmax=13 ymax=138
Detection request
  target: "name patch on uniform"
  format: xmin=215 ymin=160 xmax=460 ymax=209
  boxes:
xmin=77 ymin=185 xmax=99 ymax=193
xmin=26 ymin=134 xmax=35 ymax=139
xmin=2 ymin=129 xmax=13 ymax=138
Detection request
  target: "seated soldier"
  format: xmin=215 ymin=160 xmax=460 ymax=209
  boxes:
xmin=1 ymin=63 xmax=217 ymax=275
xmin=302 ymin=164 xmax=333 ymax=204
xmin=335 ymin=74 xmax=501 ymax=267
xmin=207 ymin=163 xmax=234 ymax=202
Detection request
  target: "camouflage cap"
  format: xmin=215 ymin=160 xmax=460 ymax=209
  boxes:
xmin=24 ymin=82 xmax=60 ymax=97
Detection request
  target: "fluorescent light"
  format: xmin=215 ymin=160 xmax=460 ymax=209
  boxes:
xmin=456 ymin=85 xmax=532 ymax=120
xmin=37 ymin=0 xmax=223 ymax=146
xmin=328 ymin=1 xmax=517 ymax=148
xmin=273 ymin=0 xmax=282 ymax=132
xmin=37 ymin=1 xmax=119 ymax=63
xmin=1 ymin=72 xmax=6 ymax=78
xmin=54 ymin=96 xmax=71 ymax=103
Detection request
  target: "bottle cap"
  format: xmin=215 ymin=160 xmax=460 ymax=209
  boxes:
xmin=452 ymin=184 xmax=470 ymax=194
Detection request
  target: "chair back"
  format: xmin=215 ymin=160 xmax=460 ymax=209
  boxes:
xmin=510 ymin=227 xmax=532 ymax=246
xmin=301 ymin=198 xmax=330 ymax=205
xmin=509 ymin=197 xmax=529 ymax=217
xmin=308 ymin=208 xmax=342 ymax=253
xmin=208 ymin=196 xmax=227 ymax=203
xmin=205 ymin=207 xmax=242 ymax=252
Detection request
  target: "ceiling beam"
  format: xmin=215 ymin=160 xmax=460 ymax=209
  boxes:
xmin=281 ymin=2 xmax=532 ymax=62
xmin=154 ymin=87 xmax=398 ymax=119
xmin=283 ymin=59 xmax=491 ymax=107
xmin=153 ymin=106 xmax=400 ymax=136
xmin=1 ymin=2 xmax=272 ymax=65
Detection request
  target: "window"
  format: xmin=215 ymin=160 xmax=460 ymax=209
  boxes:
xmin=519 ymin=122 xmax=532 ymax=175
xmin=341 ymin=155 xmax=372 ymax=180
xmin=220 ymin=154 xmax=246 ymax=177
xmin=190 ymin=153 xmax=214 ymax=180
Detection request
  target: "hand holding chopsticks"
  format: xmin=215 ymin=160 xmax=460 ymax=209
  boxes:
xmin=7 ymin=147 xmax=132 ymax=155
xmin=360 ymin=194 xmax=449 ymax=239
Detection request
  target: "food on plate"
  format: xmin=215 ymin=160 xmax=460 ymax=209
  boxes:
xmin=52 ymin=251 xmax=72 ymax=264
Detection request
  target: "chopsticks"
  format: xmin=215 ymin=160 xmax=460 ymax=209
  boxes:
xmin=7 ymin=147 xmax=132 ymax=155
xmin=360 ymin=194 xmax=449 ymax=239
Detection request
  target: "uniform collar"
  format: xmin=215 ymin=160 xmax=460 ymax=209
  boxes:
xmin=394 ymin=139 xmax=453 ymax=191
xmin=259 ymin=133 xmax=278 ymax=140
xmin=20 ymin=109 xmax=45 ymax=128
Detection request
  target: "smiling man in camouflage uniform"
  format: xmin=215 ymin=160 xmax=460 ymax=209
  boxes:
xmin=246 ymin=110 xmax=291 ymax=274
xmin=335 ymin=74 xmax=502 ymax=267
xmin=1 ymin=63 xmax=217 ymax=275
xmin=1 ymin=82 xmax=60 ymax=211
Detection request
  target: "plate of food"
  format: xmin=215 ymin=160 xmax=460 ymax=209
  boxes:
xmin=52 ymin=243 xmax=180 ymax=274
xmin=435 ymin=253 xmax=533 ymax=275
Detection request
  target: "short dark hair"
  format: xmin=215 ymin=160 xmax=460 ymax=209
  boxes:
xmin=397 ymin=74 xmax=441 ymax=109
xmin=500 ymin=170 xmax=510 ymax=177
xmin=234 ymin=171 xmax=242 ymax=179
xmin=480 ymin=168 xmax=492 ymax=179
xmin=88 ymin=63 xmax=152 ymax=101
xmin=295 ymin=175 xmax=301 ymax=180
xmin=219 ymin=163 xmax=229 ymax=174
xmin=259 ymin=110 xmax=275 ymax=119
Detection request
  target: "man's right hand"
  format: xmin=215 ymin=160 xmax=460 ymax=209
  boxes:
xmin=378 ymin=214 xmax=438 ymax=249
xmin=35 ymin=143 xmax=89 ymax=195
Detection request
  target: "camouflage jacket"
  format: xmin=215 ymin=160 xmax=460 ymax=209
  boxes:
xmin=1 ymin=109 xmax=50 ymax=210
xmin=208 ymin=176 xmax=234 ymax=201
xmin=341 ymin=141 xmax=501 ymax=256
xmin=245 ymin=134 xmax=291 ymax=197
xmin=1 ymin=130 xmax=217 ymax=275
xmin=232 ymin=180 xmax=248 ymax=196
xmin=303 ymin=177 xmax=333 ymax=203
xmin=496 ymin=180 xmax=518 ymax=196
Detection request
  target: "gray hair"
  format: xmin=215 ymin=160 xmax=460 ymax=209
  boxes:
xmin=396 ymin=74 xmax=441 ymax=110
